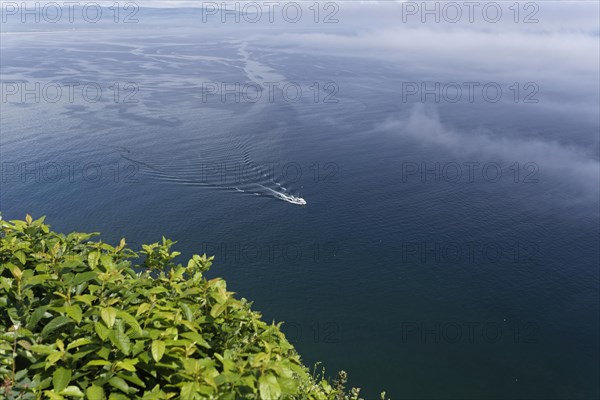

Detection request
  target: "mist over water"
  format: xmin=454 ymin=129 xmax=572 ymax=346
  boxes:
xmin=1 ymin=3 xmax=599 ymax=398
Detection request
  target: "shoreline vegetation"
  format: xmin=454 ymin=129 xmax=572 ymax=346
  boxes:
xmin=0 ymin=215 xmax=385 ymax=399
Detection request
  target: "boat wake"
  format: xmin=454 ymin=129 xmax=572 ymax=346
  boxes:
xmin=100 ymin=41 xmax=309 ymax=206
xmin=260 ymin=186 xmax=307 ymax=205
xmin=107 ymin=146 xmax=307 ymax=206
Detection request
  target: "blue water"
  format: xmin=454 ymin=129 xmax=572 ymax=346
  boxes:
xmin=1 ymin=5 xmax=599 ymax=399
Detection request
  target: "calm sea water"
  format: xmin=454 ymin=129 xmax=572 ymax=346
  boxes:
xmin=1 ymin=6 xmax=599 ymax=399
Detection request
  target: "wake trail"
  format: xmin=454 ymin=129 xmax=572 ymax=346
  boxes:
xmin=105 ymin=146 xmax=306 ymax=205
xmin=98 ymin=42 xmax=306 ymax=205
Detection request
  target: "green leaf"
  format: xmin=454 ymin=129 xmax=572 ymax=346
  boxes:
xmin=88 ymin=252 xmax=100 ymax=269
xmin=108 ymin=376 xmax=129 ymax=394
xmin=46 ymin=351 xmax=64 ymax=368
xmin=86 ymin=385 xmax=106 ymax=400
xmin=180 ymin=332 xmax=211 ymax=349
xmin=180 ymin=382 xmax=199 ymax=399
xmin=109 ymin=323 xmax=131 ymax=355
xmin=71 ymin=271 xmax=98 ymax=286
xmin=43 ymin=391 xmax=63 ymax=400
xmin=210 ymin=303 xmax=226 ymax=318
xmin=115 ymin=359 xmax=138 ymax=372
xmin=66 ymin=338 xmax=93 ymax=350
xmin=27 ymin=305 xmax=49 ymax=329
xmin=100 ymin=254 xmax=117 ymax=269
xmin=30 ymin=344 xmax=55 ymax=354
xmin=278 ymin=376 xmax=300 ymax=393
xmin=180 ymin=303 xmax=193 ymax=321
xmin=259 ymin=374 xmax=281 ymax=400
xmin=72 ymin=294 xmax=97 ymax=306
xmin=14 ymin=368 xmax=28 ymax=382
xmin=14 ymin=251 xmax=27 ymax=265
xmin=135 ymin=303 xmax=152 ymax=316
xmin=33 ymin=215 xmax=46 ymax=225
xmin=252 ymin=352 xmax=269 ymax=368
xmin=97 ymin=346 xmax=111 ymax=360
xmin=85 ymin=360 xmax=112 ymax=367
xmin=151 ymin=340 xmax=165 ymax=363
xmin=65 ymin=305 xmax=83 ymax=324
xmin=61 ymin=386 xmax=84 ymax=397
xmin=41 ymin=316 xmax=73 ymax=339
xmin=108 ymin=393 xmax=129 ymax=400
xmin=101 ymin=307 xmax=117 ymax=328
xmin=10 ymin=264 xmax=23 ymax=280
xmin=24 ymin=274 xmax=52 ymax=287
xmin=95 ymin=321 xmax=110 ymax=340
xmin=116 ymin=310 xmax=142 ymax=335
xmin=53 ymin=367 xmax=71 ymax=392
xmin=118 ymin=371 xmax=145 ymax=388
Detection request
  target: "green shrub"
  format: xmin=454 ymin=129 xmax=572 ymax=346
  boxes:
xmin=0 ymin=215 xmax=382 ymax=399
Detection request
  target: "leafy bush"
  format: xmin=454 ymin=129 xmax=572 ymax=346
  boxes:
xmin=0 ymin=215 xmax=383 ymax=399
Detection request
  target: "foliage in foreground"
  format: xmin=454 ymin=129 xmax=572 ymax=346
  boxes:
xmin=0 ymin=215 xmax=384 ymax=399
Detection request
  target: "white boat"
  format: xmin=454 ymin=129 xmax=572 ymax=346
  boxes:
xmin=260 ymin=185 xmax=307 ymax=205
xmin=286 ymin=195 xmax=307 ymax=206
